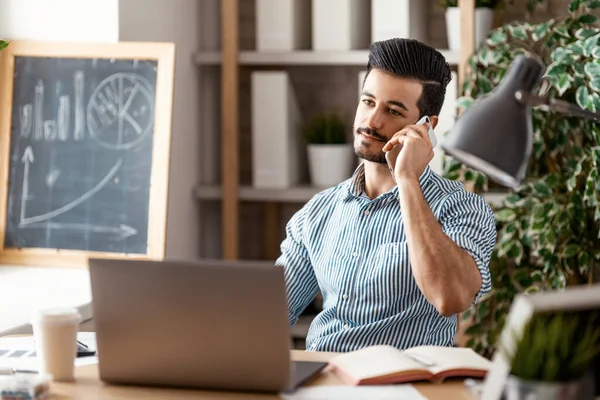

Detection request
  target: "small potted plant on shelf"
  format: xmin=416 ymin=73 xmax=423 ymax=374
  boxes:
xmin=501 ymin=311 xmax=600 ymax=400
xmin=302 ymin=112 xmax=354 ymax=188
xmin=440 ymin=0 xmax=497 ymax=51
xmin=439 ymin=0 xmax=546 ymax=51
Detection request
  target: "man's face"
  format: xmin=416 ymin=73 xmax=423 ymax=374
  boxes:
xmin=353 ymin=68 xmax=423 ymax=164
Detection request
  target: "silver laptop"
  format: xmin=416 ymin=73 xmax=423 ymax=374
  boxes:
xmin=87 ymin=258 xmax=326 ymax=393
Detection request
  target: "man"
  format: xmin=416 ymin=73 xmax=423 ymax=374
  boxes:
xmin=275 ymin=38 xmax=497 ymax=353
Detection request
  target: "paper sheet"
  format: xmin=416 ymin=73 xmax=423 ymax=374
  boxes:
xmin=0 ymin=332 xmax=98 ymax=371
xmin=281 ymin=385 xmax=427 ymax=400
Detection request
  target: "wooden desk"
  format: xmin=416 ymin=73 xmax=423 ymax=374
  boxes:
xmin=49 ymin=350 xmax=477 ymax=399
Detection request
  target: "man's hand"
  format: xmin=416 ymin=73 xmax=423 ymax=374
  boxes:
xmin=382 ymin=122 xmax=434 ymax=183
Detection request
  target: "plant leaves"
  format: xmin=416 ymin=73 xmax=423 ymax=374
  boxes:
xmin=508 ymin=25 xmax=529 ymax=40
xmin=532 ymin=182 xmax=552 ymax=197
xmin=578 ymin=14 xmax=598 ymax=24
xmin=577 ymin=86 xmax=592 ymax=110
xmin=487 ymin=30 xmax=507 ymax=46
xmin=532 ymin=21 xmax=552 ymax=41
xmin=584 ymin=60 xmax=600 ymax=80
xmin=589 ymin=0 xmax=600 ymax=8
xmin=496 ymin=209 xmax=517 ymax=222
xmin=555 ymin=74 xmax=571 ymax=96
xmin=575 ymin=28 xmax=600 ymax=39
xmin=555 ymin=26 xmax=571 ymax=38
xmin=563 ymin=244 xmax=581 ymax=258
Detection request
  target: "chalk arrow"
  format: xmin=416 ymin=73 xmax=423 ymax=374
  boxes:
xmin=20 ymin=146 xmax=34 ymax=223
xmin=22 ymin=146 xmax=34 ymax=164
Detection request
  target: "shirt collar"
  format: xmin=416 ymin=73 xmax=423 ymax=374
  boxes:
xmin=344 ymin=162 xmax=432 ymax=200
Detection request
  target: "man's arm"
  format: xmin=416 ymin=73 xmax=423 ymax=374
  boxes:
xmin=275 ymin=208 xmax=319 ymax=326
xmin=398 ymin=180 xmax=496 ymax=317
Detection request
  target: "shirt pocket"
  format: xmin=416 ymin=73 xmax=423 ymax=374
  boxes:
xmin=363 ymin=241 xmax=413 ymax=300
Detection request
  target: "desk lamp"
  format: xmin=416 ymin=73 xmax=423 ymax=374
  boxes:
xmin=441 ymin=54 xmax=600 ymax=189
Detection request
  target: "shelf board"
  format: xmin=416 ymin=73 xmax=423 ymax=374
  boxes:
xmin=195 ymin=184 xmax=507 ymax=206
xmin=195 ymin=184 xmax=323 ymax=203
xmin=194 ymin=50 xmax=460 ymax=66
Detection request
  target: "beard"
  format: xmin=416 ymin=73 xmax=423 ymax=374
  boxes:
xmin=353 ymin=126 xmax=387 ymax=164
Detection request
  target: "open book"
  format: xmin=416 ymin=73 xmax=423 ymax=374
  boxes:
xmin=328 ymin=345 xmax=492 ymax=385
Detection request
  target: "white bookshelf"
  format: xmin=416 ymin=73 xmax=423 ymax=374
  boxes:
xmin=195 ymin=184 xmax=508 ymax=207
xmin=194 ymin=49 xmax=460 ymax=66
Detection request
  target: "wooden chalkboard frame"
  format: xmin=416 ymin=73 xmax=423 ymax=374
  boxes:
xmin=0 ymin=40 xmax=175 ymax=268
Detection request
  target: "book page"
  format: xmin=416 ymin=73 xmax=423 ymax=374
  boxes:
xmin=404 ymin=346 xmax=491 ymax=376
xmin=330 ymin=345 xmax=425 ymax=381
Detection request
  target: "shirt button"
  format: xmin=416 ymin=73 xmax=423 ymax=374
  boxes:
xmin=311 ymin=343 xmax=317 ymax=349
xmin=343 ymin=324 xmax=349 ymax=330
xmin=352 ymin=251 xmax=358 ymax=257
xmin=363 ymin=210 xmax=370 ymax=216
xmin=342 ymin=294 xmax=348 ymax=300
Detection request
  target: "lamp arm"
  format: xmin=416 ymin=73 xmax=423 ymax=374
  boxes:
xmin=515 ymin=90 xmax=600 ymax=123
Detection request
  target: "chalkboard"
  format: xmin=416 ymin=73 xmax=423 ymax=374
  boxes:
xmin=0 ymin=41 xmax=175 ymax=267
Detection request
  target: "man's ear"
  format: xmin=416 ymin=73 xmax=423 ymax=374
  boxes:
xmin=429 ymin=115 xmax=439 ymax=130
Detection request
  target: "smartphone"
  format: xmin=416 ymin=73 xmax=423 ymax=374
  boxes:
xmin=385 ymin=116 xmax=437 ymax=179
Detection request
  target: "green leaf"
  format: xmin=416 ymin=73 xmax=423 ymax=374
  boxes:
xmin=508 ymin=25 xmax=528 ymax=40
xmin=593 ymin=46 xmax=600 ymax=59
xmin=551 ymin=48 xmax=574 ymax=64
xmin=584 ymin=35 xmax=600 ymax=56
xmin=508 ymin=242 xmax=524 ymax=264
xmin=533 ymin=203 xmax=546 ymax=219
xmin=567 ymin=42 xmax=585 ymax=56
xmin=555 ymin=74 xmax=571 ymax=96
xmin=569 ymin=0 xmax=583 ymax=12
xmin=532 ymin=22 xmax=552 ymax=41
xmin=0 ymin=40 xmax=9 ymax=51
xmin=555 ymin=26 xmax=570 ymax=38
xmin=478 ymin=75 xmax=493 ymax=94
xmin=578 ymin=14 xmax=598 ymax=24
xmin=505 ymin=221 xmax=518 ymax=234
xmin=533 ymin=182 xmax=552 ymax=197
xmin=487 ymin=30 xmax=507 ymax=46
xmin=505 ymin=193 xmax=521 ymax=205
xmin=589 ymin=0 xmax=600 ymax=8
xmin=584 ymin=60 xmax=600 ymax=80
xmin=575 ymin=28 xmax=600 ymax=39
xmin=591 ymin=78 xmax=600 ymax=92
xmin=563 ymin=244 xmax=581 ymax=258
xmin=496 ymin=209 xmax=517 ymax=222
xmin=573 ymin=62 xmax=587 ymax=78
xmin=577 ymin=86 xmax=592 ymax=110
xmin=592 ymin=94 xmax=600 ymax=113
xmin=456 ymin=96 xmax=474 ymax=110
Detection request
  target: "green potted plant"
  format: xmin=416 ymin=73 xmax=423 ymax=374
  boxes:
xmin=443 ymin=0 xmax=600 ymax=358
xmin=0 ymin=40 xmax=8 ymax=51
xmin=302 ymin=112 xmax=354 ymax=188
xmin=501 ymin=311 xmax=600 ymax=399
xmin=440 ymin=0 xmax=498 ymax=51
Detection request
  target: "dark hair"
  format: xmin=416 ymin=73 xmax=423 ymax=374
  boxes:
xmin=364 ymin=38 xmax=452 ymax=118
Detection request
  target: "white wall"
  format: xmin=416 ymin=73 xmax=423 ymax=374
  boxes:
xmin=119 ymin=0 xmax=202 ymax=260
xmin=0 ymin=0 xmax=118 ymax=42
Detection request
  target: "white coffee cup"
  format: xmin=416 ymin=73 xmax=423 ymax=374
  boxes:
xmin=31 ymin=307 xmax=81 ymax=381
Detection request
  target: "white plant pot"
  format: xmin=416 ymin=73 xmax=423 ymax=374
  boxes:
xmin=445 ymin=7 xmax=494 ymax=52
xmin=307 ymin=144 xmax=355 ymax=188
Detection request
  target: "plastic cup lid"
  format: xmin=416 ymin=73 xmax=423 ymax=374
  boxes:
xmin=31 ymin=307 xmax=81 ymax=325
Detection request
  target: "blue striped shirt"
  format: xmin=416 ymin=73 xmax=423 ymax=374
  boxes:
xmin=275 ymin=163 xmax=496 ymax=353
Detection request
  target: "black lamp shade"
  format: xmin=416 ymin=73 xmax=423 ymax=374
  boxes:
xmin=441 ymin=55 xmax=546 ymax=189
